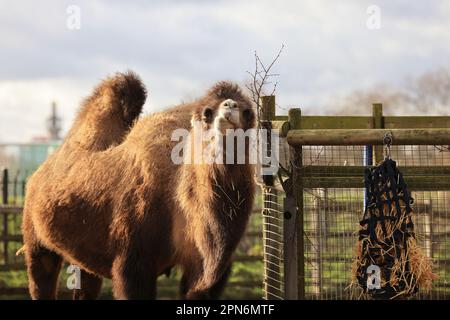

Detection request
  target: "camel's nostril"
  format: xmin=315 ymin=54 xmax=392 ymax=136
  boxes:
xmin=223 ymin=111 xmax=232 ymax=119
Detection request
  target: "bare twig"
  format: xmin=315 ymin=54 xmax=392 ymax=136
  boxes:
xmin=434 ymin=145 xmax=450 ymax=152
xmin=246 ymin=44 xmax=285 ymax=127
xmin=246 ymin=45 xmax=286 ymax=183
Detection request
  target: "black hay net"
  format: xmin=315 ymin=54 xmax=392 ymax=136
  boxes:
xmin=356 ymin=158 xmax=418 ymax=299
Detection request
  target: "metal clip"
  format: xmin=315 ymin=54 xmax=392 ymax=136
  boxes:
xmin=383 ymin=131 xmax=393 ymax=159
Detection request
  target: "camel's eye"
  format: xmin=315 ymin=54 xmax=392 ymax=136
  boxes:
xmin=202 ymin=107 xmax=213 ymax=123
xmin=223 ymin=99 xmax=237 ymax=109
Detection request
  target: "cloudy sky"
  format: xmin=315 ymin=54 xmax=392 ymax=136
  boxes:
xmin=0 ymin=0 xmax=449 ymax=142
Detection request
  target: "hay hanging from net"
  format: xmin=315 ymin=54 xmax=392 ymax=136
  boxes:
xmin=350 ymin=158 xmax=437 ymax=299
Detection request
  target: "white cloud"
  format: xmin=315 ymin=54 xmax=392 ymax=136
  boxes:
xmin=0 ymin=0 xmax=449 ymax=142
xmin=0 ymin=78 xmax=88 ymax=142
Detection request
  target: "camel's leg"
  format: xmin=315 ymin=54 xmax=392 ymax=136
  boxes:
xmin=187 ymin=212 xmax=242 ymax=299
xmin=180 ymin=263 xmax=232 ymax=300
xmin=73 ymin=269 xmax=103 ymax=300
xmin=111 ymin=253 xmax=157 ymax=299
xmin=24 ymin=244 xmax=63 ymax=300
xmin=180 ymin=265 xmax=199 ymax=299
xmin=207 ymin=264 xmax=232 ymax=299
xmin=22 ymin=211 xmax=63 ymax=300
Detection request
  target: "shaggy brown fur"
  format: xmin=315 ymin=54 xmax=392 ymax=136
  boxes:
xmin=22 ymin=75 xmax=256 ymax=300
xmin=66 ymin=70 xmax=147 ymax=151
xmin=21 ymin=71 xmax=146 ymax=300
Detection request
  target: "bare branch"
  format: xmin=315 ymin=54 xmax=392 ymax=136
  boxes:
xmin=245 ymin=44 xmax=284 ymax=123
xmin=245 ymin=45 xmax=286 ymax=183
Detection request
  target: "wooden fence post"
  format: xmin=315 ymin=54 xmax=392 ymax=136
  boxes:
xmin=288 ymin=108 xmax=305 ymax=299
xmin=283 ymin=194 xmax=298 ymax=299
xmin=2 ymin=168 xmax=9 ymax=265
xmin=261 ymin=95 xmax=283 ymax=300
xmin=2 ymin=168 xmax=7 ymax=205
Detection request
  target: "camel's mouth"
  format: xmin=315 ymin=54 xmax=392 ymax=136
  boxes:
xmin=214 ymin=116 xmax=238 ymax=134
xmin=223 ymin=116 xmax=238 ymax=128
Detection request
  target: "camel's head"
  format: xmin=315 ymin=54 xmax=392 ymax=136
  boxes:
xmin=186 ymin=82 xmax=257 ymax=166
xmin=192 ymin=82 xmax=255 ymax=134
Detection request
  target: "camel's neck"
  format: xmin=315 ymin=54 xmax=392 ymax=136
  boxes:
xmin=193 ymin=162 xmax=255 ymax=212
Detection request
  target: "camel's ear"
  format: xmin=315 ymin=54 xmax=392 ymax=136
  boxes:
xmin=242 ymin=108 xmax=255 ymax=126
xmin=202 ymin=106 xmax=213 ymax=124
xmin=191 ymin=107 xmax=213 ymax=127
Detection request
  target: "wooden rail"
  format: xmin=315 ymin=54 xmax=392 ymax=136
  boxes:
xmin=302 ymin=175 xmax=450 ymax=190
xmin=300 ymin=165 xmax=450 ymax=190
xmin=287 ymin=128 xmax=450 ymax=146
xmin=280 ymin=115 xmax=450 ymax=132
xmin=0 ymin=206 xmax=23 ymax=214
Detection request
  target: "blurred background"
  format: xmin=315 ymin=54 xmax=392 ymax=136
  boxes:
xmin=0 ymin=0 xmax=449 ymax=299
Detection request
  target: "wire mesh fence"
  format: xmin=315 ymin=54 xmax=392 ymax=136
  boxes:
xmin=261 ymin=142 xmax=450 ymax=300
xmin=260 ymin=133 xmax=292 ymax=300
xmin=262 ymin=185 xmax=284 ymax=299
xmin=300 ymin=145 xmax=450 ymax=299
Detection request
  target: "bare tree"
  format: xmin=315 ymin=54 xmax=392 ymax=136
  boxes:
xmin=330 ymin=67 xmax=450 ymax=154
xmin=246 ymin=44 xmax=284 ymax=127
xmin=330 ymin=67 xmax=450 ymax=116
xmin=408 ymin=67 xmax=450 ymax=113
xmin=245 ymin=45 xmax=294 ymax=185
xmin=245 ymin=45 xmax=284 ymax=185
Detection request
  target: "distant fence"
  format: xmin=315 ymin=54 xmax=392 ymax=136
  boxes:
xmin=0 ymin=168 xmax=264 ymax=299
xmin=0 ymin=169 xmax=26 ymax=272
